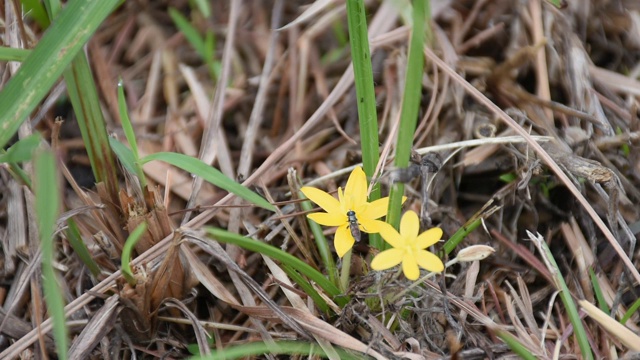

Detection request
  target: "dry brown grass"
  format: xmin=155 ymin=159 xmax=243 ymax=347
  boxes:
xmin=2 ymin=0 xmax=640 ymax=358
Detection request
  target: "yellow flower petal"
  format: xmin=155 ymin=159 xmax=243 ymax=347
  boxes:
xmin=400 ymin=211 xmax=420 ymax=240
xmin=415 ymin=250 xmax=444 ymax=273
xmin=334 ymin=224 xmax=355 ymax=258
xmin=358 ymin=218 xmax=387 ymax=234
xmin=378 ymin=222 xmax=403 ymax=248
xmin=301 ymin=186 xmax=342 ymax=215
xmin=307 ymin=212 xmax=346 ymax=227
xmin=370 ymin=248 xmax=404 ymax=270
xmin=360 ymin=197 xmax=389 ymax=220
xmin=415 ymin=227 xmax=443 ymax=249
xmin=402 ymin=253 xmax=420 ymax=280
xmin=344 ymin=167 xmax=367 ymax=210
xmin=361 ymin=196 xmax=406 ymax=220
xmin=337 ymin=187 xmax=346 ymax=213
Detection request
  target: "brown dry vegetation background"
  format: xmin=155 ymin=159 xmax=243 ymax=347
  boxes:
xmin=2 ymin=0 xmax=640 ymax=359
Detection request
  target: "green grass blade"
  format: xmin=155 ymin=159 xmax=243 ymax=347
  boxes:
xmin=141 ymin=152 xmax=274 ymax=211
xmin=204 ymin=227 xmax=347 ymax=307
xmin=65 ymin=219 xmax=101 ymax=278
xmin=34 ymin=149 xmax=68 ymax=359
xmin=0 ymin=134 xmax=41 ymax=163
xmin=44 ymin=0 xmax=120 ymax=197
xmin=20 ymin=0 xmax=51 ymax=28
xmin=169 ymin=8 xmax=219 ymax=81
xmin=0 ymin=0 xmax=120 ymax=150
xmin=63 ymin=50 xmax=121 ymax=199
xmin=169 ymin=8 xmax=207 ymax=57
xmin=281 ymin=264 xmax=330 ymax=314
xmin=121 ymin=222 xmax=148 ymax=285
xmin=621 ymin=297 xmax=640 ymax=325
xmin=345 ymin=0 xmax=382 ymax=249
xmin=109 ymin=137 xmax=138 ymax=176
xmin=386 ymin=0 xmax=427 ymax=231
xmin=531 ymin=231 xmax=593 ymax=360
xmin=190 ymin=340 xmax=364 ymax=360
xmin=0 ymin=132 xmax=38 ymax=187
xmin=43 ymin=0 xmax=62 ymax=19
xmin=192 ymin=0 xmax=211 ymax=18
xmin=494 ymin=329 xmax=537 ymax=360
xmin=117 ymin=80 xmax=147 ymax=188
xmin=589 ymin=268 xmax=610 ymax=314
xmin=442 ymin=218 xmax=482 ymax=256
xmin=298 ymin=191 xmax=337 ymax=286
xmin=0 ymin=47 xmax=30 ymax=62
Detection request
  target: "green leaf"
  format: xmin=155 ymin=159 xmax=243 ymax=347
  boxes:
xmin=345 ymin=0 xmax=382 ymax=250
xmin=0 ymin=46 xmax=30 ymax=62
xmin=205 ymin=227 xmax=347 ymax=307
xmin=169 ymin=8 xmax=207 ymax=57
xmin=387 ymin=0 xmax=427 ymax=232
xmin=109 ymin=137 xmax=138 ymax=176
xmin=117 ymin=80 xmax=146 ymax=188
xmin=190 ymin=340 xmax=363 ymax=360
xmin=0 ymin=134 xmax=41 ymax=163
xmin=0 ymin=0 xmax=121 ymax=149
xmin=141 ymin=152 xmax=274 ymax=211
xmin=589 ymin=268 xmax=610 ymax=314
xmin=192 ymin=0 xmax=211 ymax=18
xmin=66 ymin=219 xmax=101 ymax=278
xmin=121 ymin=222 xmax=148 ymax=285
xmin=621 ymin=297 xmax=640 ymax=325
xmin=34 ymin=149 xmax=68 ymax=360
xmin=20 ymin=0 xmax=51 ymax=28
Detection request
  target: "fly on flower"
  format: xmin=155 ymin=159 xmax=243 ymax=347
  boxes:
xmin=301 ymin=166 xmax=399 ymax=257
xmin=346 ymin=210 xmax=361 ymax=242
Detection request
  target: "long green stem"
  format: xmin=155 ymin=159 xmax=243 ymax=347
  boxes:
xmin=339 ymin=249 xmax=353 ymax=293
xmin=345 ymin=0 xmax=382 ymax=249
xmin=386 ymin=0 xmax=428 ymax=233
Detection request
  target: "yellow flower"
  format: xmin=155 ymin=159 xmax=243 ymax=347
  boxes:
xmin=301 ymin=167 xmax=393 ymax=258
xmin=371 ymin=211 xmax=444 ymax=280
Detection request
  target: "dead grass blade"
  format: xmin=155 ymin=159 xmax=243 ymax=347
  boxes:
xmin=580 ymin=300 xmax=640 ymax=352
xmin=68 ymin=295 xmax=120 ymax=360
xmin=424 ymin=47 xmax=640 ymax=286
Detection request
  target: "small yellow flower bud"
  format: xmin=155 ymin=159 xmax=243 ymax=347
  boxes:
xmin=456 ymin=245 xmax=495 ymax=262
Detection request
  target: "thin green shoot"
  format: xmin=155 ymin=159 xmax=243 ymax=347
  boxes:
xmin=0 ymin=47 xmax=30 ymax=62
xmin=298 ymin=190 xmax=338 ymax=287
xmin=192 ymin=0 xmax=211 ymax=18
xmin=34 ymin=149 xmax=68 ymax=360
xmin=499 ymin=172 xmax=517 ymax=183
xmin=621 ymin=297 xmax=640 ymax=325
xmin=169 ymin=8 xmax=220 ymax=81
xmin=386 ymin=0 xmax=427 ymax=232
xmin=589 ymin=268 xmax=610 ymax=314
xmin=190 ymin=340 xmax=365 ymax=360
xmin=442 ymin=218 xmax=483 ymax=256
xmin=141 ymin=152 xmax=274 ymax=211
xmin=117 ymin=80 xmax=147 ymax=189
xmin=205 ymin=227 xmax=348 ymax=307
xmin=0 ymin=134 xmax=41 ymax=187
xmin=66 ymin=219 xmax=101 ymax=278
xmin=529 ymin=231 xmax=593 ymax=360
xmin=109 ymin=138 xmax=138 ymax=176
xmin=121 ymin=222 xmax=148 ymax=286
xmin=20 ymin=0 xmax=51 ymax=28
xmin=495 ymin=329 xmax=537 ymax=360
xmin=281 ymin=264 xmax=330 ymax=314
xmin=345 ymin=0 xmax=382 ymax=250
